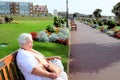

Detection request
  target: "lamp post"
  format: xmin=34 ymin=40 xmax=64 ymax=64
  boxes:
xmin=66 ymin=0 xmax=69 ymax=28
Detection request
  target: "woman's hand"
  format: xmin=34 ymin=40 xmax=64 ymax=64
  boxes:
xmin=44 ymin=64 xmax=58 ymax=79
xmin=49 ymin=73 xmax=58 ymax=79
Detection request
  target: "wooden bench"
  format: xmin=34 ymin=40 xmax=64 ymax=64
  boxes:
xmin=70 ymin=20 xmax=77 ymax=31
xmin=0 ymin=51 xmax=25 ymax=80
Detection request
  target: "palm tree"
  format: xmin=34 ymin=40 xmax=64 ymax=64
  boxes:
xmin=93 ymin=9 xmax=102 ymax=21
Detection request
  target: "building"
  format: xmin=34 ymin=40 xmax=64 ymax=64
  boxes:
xmin=0 ymin=1 xmax=48 ymax=16
xmin=0 ymin=1 xmax=33 ymax=16
xmin=58 ymin=12 xmax=66 ymax=17
xmin=53 ymin=10 xmax=58 ymax=16
xmin=33 ymin=5 xmax=48 ymax=16
xmin=0 ymin=1 xmax=11 ymax=15
xmin=10 ymin=2 xmax=33 ymax=16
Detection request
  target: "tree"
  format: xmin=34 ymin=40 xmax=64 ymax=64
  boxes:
xmin=112 ymin=2 xmax=120 ymax=18
xmin=88 ymin=15 xmax=93 ymax=18
xmin=73 ymin=12 xmax=80 ymax=19
xmin=93 ymin=9 xmax=102 ymax=21
xmin=112 ymin=2 xmax=120 ymax=24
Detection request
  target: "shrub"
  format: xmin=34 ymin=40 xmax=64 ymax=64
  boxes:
xmin=114 ymin=32 xmax=120 ymax=39
xmin=60 ymin=18 xmax=65 ymax=24
xmin=93 ymin=20 xmax=97 ymax=24
xmin=97 ymin=20 xmax=103 ymax=26
xmin=46 ymin=25 xmax=55 ymax=33
xmin=4 ymin=16 xmax=13 ymax=23
xmin=57 ymin=28 xmax=69 ymax=40
xmin=0 ymin=17 xmax=5 ymax=24
xmin=92 ymin=24 xmax=99 ymax=28
xmin=106 ymin=30 xmax=115 ymax=36
xmin=49 ymin=33 xmax=58 ymax=42
xmin=59 ymin=28 xmax=69 ymax=36
xmin=102 ymin=19 xmax=108 ymax=25
xmin=116 ymin=22 xmax=120 ymax=26
xmin=54 ymin=16 xmax=60 ymax=27
xmin=30 ymin=32 xmax=38 ymax=40
xmin=100 ymin=27 xmax=107 ymax=33
xmin=63 ymin=38 xmax=69 ymax=45
xmin=62 ymin=23 xmax=67 ymax=28
xmin=37 ymin=31 xmax=49 ymax=42
xmin=53 ymin=16 xmax=65 ymax=27
xmin=107 ymin=20 xmax=116 ymax=30
xmin=57 ymin=33 xmax=68 ymax=40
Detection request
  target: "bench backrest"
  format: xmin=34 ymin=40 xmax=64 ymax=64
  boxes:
xmin=71 ymin=20 xmax=75 ymax=24
xmin=0 ymin=51 xmax=25 ymax=80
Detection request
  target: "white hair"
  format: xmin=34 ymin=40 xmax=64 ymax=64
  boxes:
xmin=18 ymin=33 xmax=32 ymax=47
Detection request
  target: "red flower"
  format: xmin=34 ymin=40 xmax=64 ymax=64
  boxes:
xmin=115 ymin=33 xmax=120 ymax=39
xmin=64 ymin=38 xmax=69 ymax=45
xmin=30 ymin=32 xmax=37 ymax=40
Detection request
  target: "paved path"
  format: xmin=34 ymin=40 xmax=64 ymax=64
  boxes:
xmin=69 ymin=22 xmax=120 ymax=80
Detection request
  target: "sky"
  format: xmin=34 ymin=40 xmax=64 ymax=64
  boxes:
xmin=1 ymin=0 xmax=120 ymax=16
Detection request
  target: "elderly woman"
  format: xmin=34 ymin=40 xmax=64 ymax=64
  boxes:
xmin=16 ymin=33 xmax=67 ymax=80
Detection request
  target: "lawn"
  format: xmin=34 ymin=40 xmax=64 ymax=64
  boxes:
xmin=0 ymin=17 xmax=69 ymax=71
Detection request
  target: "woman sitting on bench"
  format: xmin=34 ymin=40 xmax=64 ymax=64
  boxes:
xmin=16 ymin=33 xmax=68 ymax=80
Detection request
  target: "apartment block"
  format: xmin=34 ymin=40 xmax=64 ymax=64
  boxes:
xmin=0 ymin=1 xmax=48 ymax=16
xmin=10 ymin=2 xmax=33 ymax=16
xmin=33 ymin=5 xmax=48 ymax=16
xmin=0 ymin=1 xmax=11 ymax=15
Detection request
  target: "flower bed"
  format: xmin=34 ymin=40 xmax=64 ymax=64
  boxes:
xmin=114 ymin=32 xmax=120 ymax=39
xmin=30 ymin=32 xmax=38 ymax=40
xmin=30 ymin=27 xmax=69 ymax=45
xmin=30 ymin=17 xmax=69 ymax=45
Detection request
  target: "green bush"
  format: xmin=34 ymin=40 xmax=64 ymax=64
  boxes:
xmin=59 ymin=18 xmax=64 ymax=24
xmin=4 ymin=16 xmax=13 ymax=23
xmin=46 ymin=25 xmax=55 ymax=33
xmin=53 ymin=16 xmax=65 ymax=27
xmin=102 ymin=19 xmax=108 ymax=25
xmin=97 ymin=20 xmax=103 ymax=26
xmin=107 ymin=20 xmax=116 ymax=29
xmin=54 ymin=16 xmax=60 ymax=27
xmin=93 ymin=20 xmax=97 ymax=24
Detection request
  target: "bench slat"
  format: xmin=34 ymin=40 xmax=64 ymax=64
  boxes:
xmin=7 ymin=64 xmax=14 ymax=80
xmin=2 ymin=67 xmax=9 ymax=80
xmin=0 ymin=72 xmax=2 ymax=80
xmin=0 ymin=51 xmax=25 ymax=80
xmin=0 ymin=52 xmax=16 ymax=69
